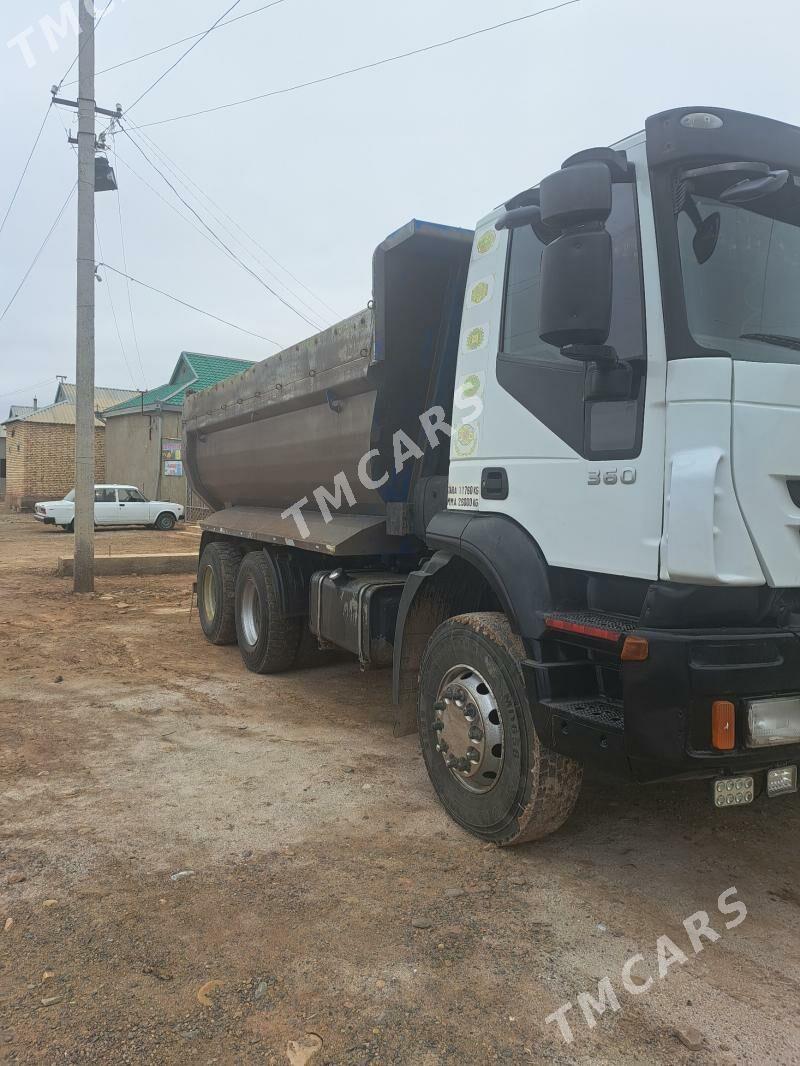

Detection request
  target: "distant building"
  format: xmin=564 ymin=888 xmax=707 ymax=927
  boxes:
xmin=3 ymin=386 xmax=137 ymax=511
xmin=103 ymin=352 xmax=254 ymax=513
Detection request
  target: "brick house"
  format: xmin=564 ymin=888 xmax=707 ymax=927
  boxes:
xmin=3 ymin=386 xmax=136 ymax=511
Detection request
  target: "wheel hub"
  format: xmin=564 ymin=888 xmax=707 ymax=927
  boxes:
xmin=201 ymin=566 xmax=216 ymax=621
xmin=432 ymin=665 xmax=503 ymax=793
xmin=240 ymin=574 xmax=261 ymax=647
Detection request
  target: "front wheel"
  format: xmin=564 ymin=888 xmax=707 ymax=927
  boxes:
xmin=418 ymin=612 xmax=582 ymax=845
xmin=154 ymin=511 xmax=176 ymax=531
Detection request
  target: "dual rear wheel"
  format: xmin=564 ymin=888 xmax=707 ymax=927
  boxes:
xmin=197 ymin=543 xmax=301 ymax=673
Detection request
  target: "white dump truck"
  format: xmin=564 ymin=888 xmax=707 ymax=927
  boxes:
xmin=184 ymin=107 xmax=800 ymax=844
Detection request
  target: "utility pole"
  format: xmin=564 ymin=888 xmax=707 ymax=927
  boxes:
xmin=73 ymin=0 xmax=97 ymax=593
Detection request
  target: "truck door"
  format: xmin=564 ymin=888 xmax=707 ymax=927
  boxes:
xmin=450 ymin=142 xmax=667 ymax=580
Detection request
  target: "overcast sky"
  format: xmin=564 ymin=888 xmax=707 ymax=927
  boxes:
xmin=0 ymin=0 xmax=797 ymax=408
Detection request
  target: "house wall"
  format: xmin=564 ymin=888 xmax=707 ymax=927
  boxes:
xmin=0 ymin=436 xmax=6 ymax=499
xmin=5 ymin=422 xmax=105 ymax=511
xmin=104 ymin=410 xmax=187 ymax=507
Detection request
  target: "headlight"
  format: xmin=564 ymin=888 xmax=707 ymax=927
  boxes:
xmin=746 ymin=697 xmax=800 ymax=747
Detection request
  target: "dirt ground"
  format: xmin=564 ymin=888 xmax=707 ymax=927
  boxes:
xmin=1 ymin=509 xmax=799 ymax=1065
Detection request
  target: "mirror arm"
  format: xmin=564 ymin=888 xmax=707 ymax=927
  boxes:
xmin=561 ymin=343 xmax=619 ymax=367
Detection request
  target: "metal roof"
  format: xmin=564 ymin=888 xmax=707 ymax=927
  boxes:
xmin=9 ymin=401 xmax=104 ymax=427
xmin=55 ymin=383 xmax=138 ymax=410
xmin=104 ymin=352 xmax=254 ymax=415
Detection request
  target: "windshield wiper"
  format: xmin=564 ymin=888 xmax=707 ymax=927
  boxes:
xmin=740 ymin=332 xmax=800 ymax=352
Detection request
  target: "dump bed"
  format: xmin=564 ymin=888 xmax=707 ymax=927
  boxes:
xmin=184 ymin=220 xmax=473 ymax=554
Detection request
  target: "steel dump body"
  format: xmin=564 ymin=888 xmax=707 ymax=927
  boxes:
xmin=183 ymin=220 xmax=473 ymax=553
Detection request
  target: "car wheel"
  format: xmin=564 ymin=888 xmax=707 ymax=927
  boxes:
xmin=235 ymin=551 xmax=302 ymax=674
xmin=65 ymin=520 xmax=74 ymax=533
xmin=198 ymin=541 xmax=241 ymax=645
xmin=417 ymin=612 xmax=583 ymax=845
xmin=154 ymin=511 xmax=176 ymax=531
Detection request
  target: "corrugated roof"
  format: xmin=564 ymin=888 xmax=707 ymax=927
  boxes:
xmin=7 ymin=404 xmax=35 ymax=421
xmin=12 ymin=401 xmax=103 ymax=427
xmin=104 ymin=352 xmax=254 ymax=414
xmin=56 ymin=383 xmax=138 ymax=410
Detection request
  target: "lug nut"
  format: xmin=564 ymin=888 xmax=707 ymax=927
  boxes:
xmin=438 ymin=740 xmax=448 ymax=753
xmin=446 ymin=755 xmax=458 ymax=769
xmin=432 ymin=720 xmax=444 ymax=732
xmin=433 ymin=700 xmax=445 ymax=713
xmin=466 ymin=747 xmax=480 ymax=763
xmin=468 ymin=726 xmax=483 ymax=741
xmin=464 ymin=704 xmax=478 ymax=721
xmin=458 ymin=757 xmax=472 ymax=772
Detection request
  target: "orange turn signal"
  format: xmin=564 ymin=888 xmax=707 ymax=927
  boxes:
xmin=712 ymin=700 xmax=736 ymax=751
xmin=621 ymin=636 xmax=649 ymax=662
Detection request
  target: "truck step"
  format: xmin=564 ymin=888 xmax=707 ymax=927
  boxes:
xmin=544 ymin=695 xmax=624 ymax=731
xmin=544 ymin=610 xmax=637 ymax=644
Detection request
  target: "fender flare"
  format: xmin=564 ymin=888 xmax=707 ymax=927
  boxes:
xmin=391 ymin=511 xmax=554 ymax=704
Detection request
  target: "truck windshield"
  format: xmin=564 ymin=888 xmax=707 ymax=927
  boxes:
xmin=677 ymin=178 xmax=800 ymax=362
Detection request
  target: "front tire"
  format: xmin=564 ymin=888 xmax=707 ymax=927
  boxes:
xmin=154 ymin=511 xmax=176 ymax=531
xmin=198 ymin=541 xmax=241 ymax=645
xmin=417 ymin=612 xmax=582 ymax=845
xmin=235 ymin=551 xmax=302 ymax=674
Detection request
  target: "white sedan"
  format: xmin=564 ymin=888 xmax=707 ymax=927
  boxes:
xmin=34 ymin=485 xmax=185 ymax=531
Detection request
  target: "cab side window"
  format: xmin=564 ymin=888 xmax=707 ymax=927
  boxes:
xmin=94 ymin=488 xmax=116 ymax=503
xmin=498 ymin=180 xmax=645 ymax=458
xmin=118 ymin=488 xmax=144 ymax=503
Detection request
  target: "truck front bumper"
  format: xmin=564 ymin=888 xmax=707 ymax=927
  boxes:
xmin=525 ymin=627 xmax=800 ymax=784
xmin=624 ymin=627 xmax=800 ymax=782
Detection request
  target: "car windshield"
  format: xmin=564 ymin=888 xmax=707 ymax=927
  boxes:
xmin=63 ymin=490 xmax=75 ymax=502
xmin=677 ymin=174 xmax=800 ymax=362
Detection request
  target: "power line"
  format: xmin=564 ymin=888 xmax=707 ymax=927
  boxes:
xmin=112 ymin=143 xmax=319 ymax=325
xmin=0 ymin=377 xmax=59 ymax=403
xmin=0 ymin=103 xmax=54 ymax=240
xmin=133 ymin=0 xmax=584 ymax=129
xmin=133 ymin=128 xmax=336 ymax=326
xmin=111 ymin=144 xmax=148 ymax=387
xmin=0 ymin=183 xmax=77 ymax=325
xmin=111 ymin=147 xmax=235 ymax=260
xmin=54 ymin=104 xmax=143 ymax=392
xmin=98 ymin=263 xmax=281 ymax=345
xmin=119 ymin=123 xmax=324 ymax=330
xmin=65 ymin=0 xmax=290 ymax=86
xmin=95 ymin=219 xmax=141 ymax=391
xmin=126 ymin=0 xmax=248 ymax=116
xmin=57 ymin=0 xmax=115 ymax=90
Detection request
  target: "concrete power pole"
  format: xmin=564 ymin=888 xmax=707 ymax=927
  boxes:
xmin=74 ymin=0 xmax=97 ymax=593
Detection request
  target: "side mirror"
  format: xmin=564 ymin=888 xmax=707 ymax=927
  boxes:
xmin=538 ymin=163 xmax=614 ymax=361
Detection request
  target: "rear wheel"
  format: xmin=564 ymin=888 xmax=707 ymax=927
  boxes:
xmin=198 ymin=541 xmax=242 ymax=645
xmin=235 ymin=551 xmax=302 ymax=674
xmin=154 ymin=511 xmax=176 ymax=531
xmin=417 ymin=612 xmax=582 ymax=845
xmin=64 ymin=521 xmax=74 ymax=534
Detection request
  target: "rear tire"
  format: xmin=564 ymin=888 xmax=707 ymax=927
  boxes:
xmin=417 ymin=612 xmax=582 ymax=845
xmin=235 ymin=551 xmax=302 ymax=674
xmin=198 ymin=541 xmax=241 ymax=645
xmin=154 ymin=511 xmax=176 ymax=531
xmin=64 ymin=521 xmax=74 ymax=534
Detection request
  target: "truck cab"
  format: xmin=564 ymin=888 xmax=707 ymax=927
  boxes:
xmin=186 ymin=107 xmax=800 ymax=845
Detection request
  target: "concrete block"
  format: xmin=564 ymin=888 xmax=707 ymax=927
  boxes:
xmin=57 ymin=552 xmax=198 ymax=577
